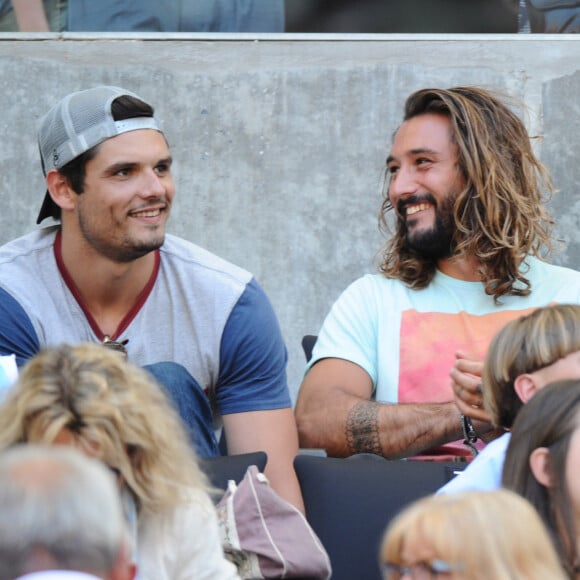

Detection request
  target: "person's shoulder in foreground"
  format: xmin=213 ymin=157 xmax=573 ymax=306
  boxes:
xmin=296 ymin=85 xmax=580 ymax=462
xmin=437 ymin=432 xmax=511 ymax=494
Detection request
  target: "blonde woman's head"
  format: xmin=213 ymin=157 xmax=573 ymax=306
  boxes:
xmin=0 ymin=343 xmax=207 ymax=513
xmin=380 ymin=489 xmax=566 ymax=580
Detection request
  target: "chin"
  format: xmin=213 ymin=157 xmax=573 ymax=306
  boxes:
xmin=116 ymin=237 xmax=165 ymax=262
xmin=406 ymin=231 xmax=452 ymax=260
xmin=139 ymin=229 xmax=166 ymax=248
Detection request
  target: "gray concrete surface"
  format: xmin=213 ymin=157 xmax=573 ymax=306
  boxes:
xmin=1 ymin=33 xmax=579 ymax=401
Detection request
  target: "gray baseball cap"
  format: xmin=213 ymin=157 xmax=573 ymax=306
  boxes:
xmin=36 ymin=85 xmax=160 ymax=224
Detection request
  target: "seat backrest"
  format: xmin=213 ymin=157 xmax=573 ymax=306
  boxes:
xmin=301 ymin=334 xmax=318 ymax=362
xmin=294 ymin=454 xmax=464 ymax=580
xmin=200 ymin=451 xmax=268 ymax=497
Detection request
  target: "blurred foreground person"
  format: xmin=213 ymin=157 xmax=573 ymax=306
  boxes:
xmin=381 ymin=489 xmax=566 ymax=579
xmin=504 ymin=379 xmax=580 ymax=577
xmin=0 ymin=343 xmax=239 ymax=580
xmin=0 ymin=444 xmax=135 ymax=580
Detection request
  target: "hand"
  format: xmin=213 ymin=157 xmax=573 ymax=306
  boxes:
xmin=450 ymin=350 xmax=491 ymax=423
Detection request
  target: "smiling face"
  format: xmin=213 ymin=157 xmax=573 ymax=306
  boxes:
xmin=386 ymin=113 xmax=465 ymax=260
xmin=70 ymin=129 xmax=175 ymax=263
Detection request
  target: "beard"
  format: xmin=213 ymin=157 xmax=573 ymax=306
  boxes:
xmin=398 ymin=193 xmax=457 ymax=260
xmin=77 ymin=210 xmax=166 ymax=263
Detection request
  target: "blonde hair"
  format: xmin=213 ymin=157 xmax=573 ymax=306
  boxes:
xmin=381 ymin=490 xmax=566 ymax=580
xmin=0 ymin=343 xmax=208 ymax=514
xmin=379 ymin=86 xmax=554 ymax=302
xmin=483 ymin=304 xmax=580 ymax=429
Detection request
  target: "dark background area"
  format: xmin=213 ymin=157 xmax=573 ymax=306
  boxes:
xmin=285 ymin=0 xmax=519 ymax=33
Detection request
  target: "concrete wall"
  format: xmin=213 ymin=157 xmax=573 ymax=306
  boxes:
xmin=1 ymin=33 xmax=580 ymax=401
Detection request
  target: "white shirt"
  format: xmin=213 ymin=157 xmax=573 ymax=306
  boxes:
xmin=16 ymin=572 xmax=102 ymax=580
xmin=437 ymin=432 xmax=511 ymax=494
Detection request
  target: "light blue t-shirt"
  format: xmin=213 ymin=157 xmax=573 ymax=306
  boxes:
xmin=310 ymin=261 xmax=580 ymax=404
xmin=308 ymin=259 xmax=580 ymax=458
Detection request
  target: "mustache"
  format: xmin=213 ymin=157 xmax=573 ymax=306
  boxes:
xmin=396 ymin=193 xmax=437 ymax=216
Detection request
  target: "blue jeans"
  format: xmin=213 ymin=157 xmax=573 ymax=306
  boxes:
xmin=144 ymin=361 xmax=219 ymax=457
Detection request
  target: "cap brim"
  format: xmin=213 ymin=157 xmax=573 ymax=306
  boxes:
xmin=36 ymin=190 xmax=58 ymax=225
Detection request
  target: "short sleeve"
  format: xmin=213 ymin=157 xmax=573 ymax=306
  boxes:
xmin=307 ymin=275 xmax=379 ymax=387
xmin=216 ymin=278 xmax=291 ymax=415
xmin=0 ymin=288 xmax=40 ymax=366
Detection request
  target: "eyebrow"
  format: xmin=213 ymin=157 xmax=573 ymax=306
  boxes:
xmin=386 ymin=147 xmax=439 ymax=165
xmin=104 ymin=156 xmax=173 ymax=175
xmin=105 ymin=161 xmax=137 ymax=175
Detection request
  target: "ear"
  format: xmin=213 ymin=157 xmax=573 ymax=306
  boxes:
xmin=514 ymin=373 xmax=540 ymax=404
xmin=529 ymin=446 xmax=553 ymax=488
xmin=45 ymin=169 xmax=77 ymax=213
xmin=109 ymin=540 xmax=136 ymax=580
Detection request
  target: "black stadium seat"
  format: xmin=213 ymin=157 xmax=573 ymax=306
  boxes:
xmin=294 ymin=454 xmax=465 ymax=580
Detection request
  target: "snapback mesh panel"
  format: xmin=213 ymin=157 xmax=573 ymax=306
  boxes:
xmin=39 ymin=108 xmax=70 ymax=172
xmin=70 ymin=90 xmax=111 ymax=135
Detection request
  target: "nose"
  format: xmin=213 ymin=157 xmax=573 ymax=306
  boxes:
xmin=139 ymin=167 xmax=167 ymax=198
xmin=388 ymin=163 xmax=418 ymax=205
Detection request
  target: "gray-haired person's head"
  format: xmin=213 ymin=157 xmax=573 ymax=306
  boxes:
xmin=0 ymin=444 xmax=128 ymax=579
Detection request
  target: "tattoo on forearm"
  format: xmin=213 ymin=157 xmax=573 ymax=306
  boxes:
xmin=346 ymin=401 xmax=382 ymax=455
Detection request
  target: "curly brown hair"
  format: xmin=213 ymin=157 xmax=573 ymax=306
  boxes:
xmin=379 ymin=86 xmax=555 ymax=302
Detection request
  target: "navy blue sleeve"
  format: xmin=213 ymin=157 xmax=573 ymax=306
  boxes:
xmin=0 ymin=288 xmax=40 ymax=367
xmin=217 ymin=278 xmax=291 ymax=414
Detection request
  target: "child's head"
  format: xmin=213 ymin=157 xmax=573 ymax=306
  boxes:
xmin=483 ymin=304 xmax=580 ymax=429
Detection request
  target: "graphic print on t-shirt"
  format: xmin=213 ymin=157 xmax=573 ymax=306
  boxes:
xmin=398 ymin=307 xmax=535 ymax=404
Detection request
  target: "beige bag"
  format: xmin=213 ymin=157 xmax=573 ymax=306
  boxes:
xmin=216 ymin=465 xmax=331 ymax=579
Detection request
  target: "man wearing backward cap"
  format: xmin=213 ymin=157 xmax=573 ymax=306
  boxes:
xmin=0 ymin=86 xmax=303 ymax=511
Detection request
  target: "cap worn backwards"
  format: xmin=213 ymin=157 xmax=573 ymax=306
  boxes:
xmin=36 ymin=85 xmax=160 ymax=225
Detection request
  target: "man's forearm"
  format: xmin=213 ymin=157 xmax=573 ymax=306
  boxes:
xmin=296 ymin=359 xmax=473 ymax=458
xmin=345 ymin=401 xmax=382 ymax=454
xmin=343 ymin=399 xmax=464 ymax=459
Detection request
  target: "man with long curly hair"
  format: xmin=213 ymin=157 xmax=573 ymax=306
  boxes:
xmin=296 ymin=86 xmax=580 ymax=462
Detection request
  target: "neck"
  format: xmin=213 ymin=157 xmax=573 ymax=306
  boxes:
xmin=437 ymin=253 xmax=482 ymax=281
xmin=57 ymin=229 xmax=157 ymax=336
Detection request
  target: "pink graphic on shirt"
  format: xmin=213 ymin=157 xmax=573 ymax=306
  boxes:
xmin=398 ymin=307 xmax=536 ymax=404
